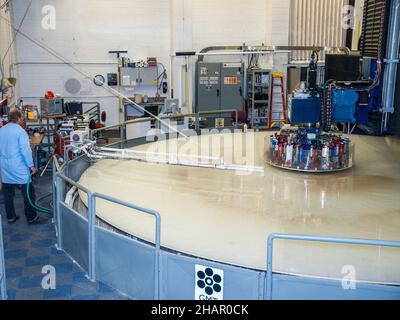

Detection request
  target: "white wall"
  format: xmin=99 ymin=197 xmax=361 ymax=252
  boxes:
xmin=11 ymin=0 xmax=291 ymax=125
xmin=0 ymin=3 xmax=19 ymax=104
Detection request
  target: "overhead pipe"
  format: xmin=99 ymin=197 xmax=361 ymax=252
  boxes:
xmin=9 ymin=61 xmax=117 ymax=82
xmin=196 ymin=45 xmax=350 ymax=61
xmin=382 ymin=0 xmax=400 ymax=118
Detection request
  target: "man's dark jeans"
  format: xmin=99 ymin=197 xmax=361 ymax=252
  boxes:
xmin=2 ymin=183 xmax=37 ymax=222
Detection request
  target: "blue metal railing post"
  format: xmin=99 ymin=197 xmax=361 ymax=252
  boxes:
xmin=88 ymin=192 xmax=96 ymax=281
xmin=154 ymin=211 xmax=161 ymax=300
xmin=266 ymin=233 xmax=400 ymax=300
xmin=266 ymin=236 xmax=274 ymax=300
xmin=52 ymin=157 xmax=57 ymax=226
xmin=55 ymin=175 xmax=63 ymax=250
xmin=0 ymin=217 xmax=7 ymax=300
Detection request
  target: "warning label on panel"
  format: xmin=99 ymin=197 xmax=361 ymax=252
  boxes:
xmin=224 ymin=77 xmax=238 ymax=85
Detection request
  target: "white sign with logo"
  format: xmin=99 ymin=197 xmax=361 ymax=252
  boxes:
xmin=195 ymin=265 xmax=224 ymax=300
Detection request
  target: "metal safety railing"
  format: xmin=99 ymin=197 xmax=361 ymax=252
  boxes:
xmin=90 ymin=117 xmax=153 ymax=142
xmin=91 ymin=192 xmax=161 ymax=299
xmin=89 ymin=109 xmax=240 ymax=143
xmin=55 ymin=173 xmax=90 ymax=251
xmin=196 ymin=109 xmax=238 ymax=131
xmin=55 ymin=111 xmax=243 ymax=299
xmin=54 ymin=169 xmax=162 ymax=299
xmin=0 ymin=216 xmax=7 ymax=300
xmin=265 ymin=233 xmax=400 ymax=300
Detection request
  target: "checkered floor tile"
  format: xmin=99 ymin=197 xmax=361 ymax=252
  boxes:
xmin=0 ymin=174 xmax=129 ymax=300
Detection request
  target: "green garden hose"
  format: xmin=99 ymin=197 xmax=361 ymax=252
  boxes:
xmin=27 ymin=173 xmax=53 ymax=216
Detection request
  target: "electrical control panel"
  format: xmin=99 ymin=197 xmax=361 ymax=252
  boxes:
xmin=196 ymin=62 xmax=244 ymax=113
xmin=120 ymin=67 xmax=158 ymax=87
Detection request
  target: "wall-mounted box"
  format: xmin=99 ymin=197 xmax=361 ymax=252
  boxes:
xmin=40 ymin=98 xmax=64 ymax=116
xmin=120 ymin=67 xmax=158 ymax=87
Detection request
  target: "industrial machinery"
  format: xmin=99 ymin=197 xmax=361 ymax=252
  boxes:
xmin=196 ymin=62 xmax=244 ymax=113
xmin=54 ymin=114 xmax=92 ymax=157
xmin=161 ymin=99 xmax=179 ymax=115
xmin=348 ymin=0 xmax=400 ymax=136
xmin=325 ymin=53 xmax=361 ymax=83
xmin=287 ymin=49 xmax=376 ymax=130
xmin=70 ymin=129 xmax=89 ymax=146
xmin=40 ymin=97 xmax=64 ymax=116
xmin=275 ymin=51 xmax=356 ymax=173
xmin=247 ymin=68 xmax=271 ymax=128
xmin=158 ymin=99 xmax=189 ymax=134
xmin=64 ymin=101 xmax=83 ymax=116
xmin=266 ymin=126 xmax=353 ymax=172
xmin=287 ymin=51 xmax=322 ymax=126
xmin=286 ymin=0 xmax=395 ymax=136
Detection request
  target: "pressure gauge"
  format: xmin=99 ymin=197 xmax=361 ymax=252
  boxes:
xmin=93 ymin=74 xmax=105 ymax=86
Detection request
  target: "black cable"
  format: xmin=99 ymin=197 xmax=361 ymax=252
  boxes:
xmin=314 ymin=50 xmax=319 ymax=64
xmin=0 ymin=0 xmax=12 ymax=10
xmin=156 ymin=62 xmax=167 ymax=93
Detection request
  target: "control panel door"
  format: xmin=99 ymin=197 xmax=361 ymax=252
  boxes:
xmin=220 ymin=63 xmax=244 ymax=111
xmin=196 ymin=63 xmax=221 ymax=112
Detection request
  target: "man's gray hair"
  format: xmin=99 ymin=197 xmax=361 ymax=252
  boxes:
xmin=8 ymin=107 xmax=23 ymax=122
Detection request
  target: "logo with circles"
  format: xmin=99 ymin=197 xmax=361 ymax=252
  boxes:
xmin=195 ymin=265 xmax=224 ymax=300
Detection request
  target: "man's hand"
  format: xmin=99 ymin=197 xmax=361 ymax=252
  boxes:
xmin=30 ymin=167 xmax=38 ymax=175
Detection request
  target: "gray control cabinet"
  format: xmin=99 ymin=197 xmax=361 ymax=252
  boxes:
xmin=196 ymin=62 xmax=244 ymax=113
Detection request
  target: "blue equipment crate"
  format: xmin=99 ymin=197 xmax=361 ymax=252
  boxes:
xmin=332 ymin=90 xmax=358 ymax=123
xmin=288 ymin=96 xmax=321 ymax=124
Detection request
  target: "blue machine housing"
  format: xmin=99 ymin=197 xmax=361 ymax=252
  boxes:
xmin=332 ymin=89 xmax=358 ymax=123
xmin=288 ymin=95 xmax=321 ymax=124
xmin=355 ymin=105 xmax=369 ymax=125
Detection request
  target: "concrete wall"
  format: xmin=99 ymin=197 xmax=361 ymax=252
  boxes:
xmin=11 ymin=0 xmax=290 ymax=125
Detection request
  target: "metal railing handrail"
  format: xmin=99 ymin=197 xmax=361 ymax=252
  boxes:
xmin=56 ymin=172 xmax=91 ymax=194
xmin=55 ymin=171 xmax=92 ymax=253
xmin=158 ymin=113 xmax=197 ymax=120
xmin=0 ymin=216 xmax=7 ymax=300
xmin=89 ymin=109 xmax=241 ymax=140
xmin=55 ymin=169 xmax=162 ymax=299
xmin=198 ymin=109 xmax=237 ymax=116
xmin=266 ymin=233 xmax=400 ymax=300
xmin=92 ymin=192 xmax=161 ymax=300
xmin=89 ymin=117 xmax=153 ymax=138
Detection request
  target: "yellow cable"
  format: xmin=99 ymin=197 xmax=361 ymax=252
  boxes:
xmin=356 ymin=20 xmax=361 ymax=50
xmin=117 ymin=56 xmax=121 ymax=126
xmin=185 ymin=56 xmax=190 ymax=114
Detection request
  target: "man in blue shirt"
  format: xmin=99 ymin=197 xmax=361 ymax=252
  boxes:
xmin=0 ymin=108 xmax=38 ymax=224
